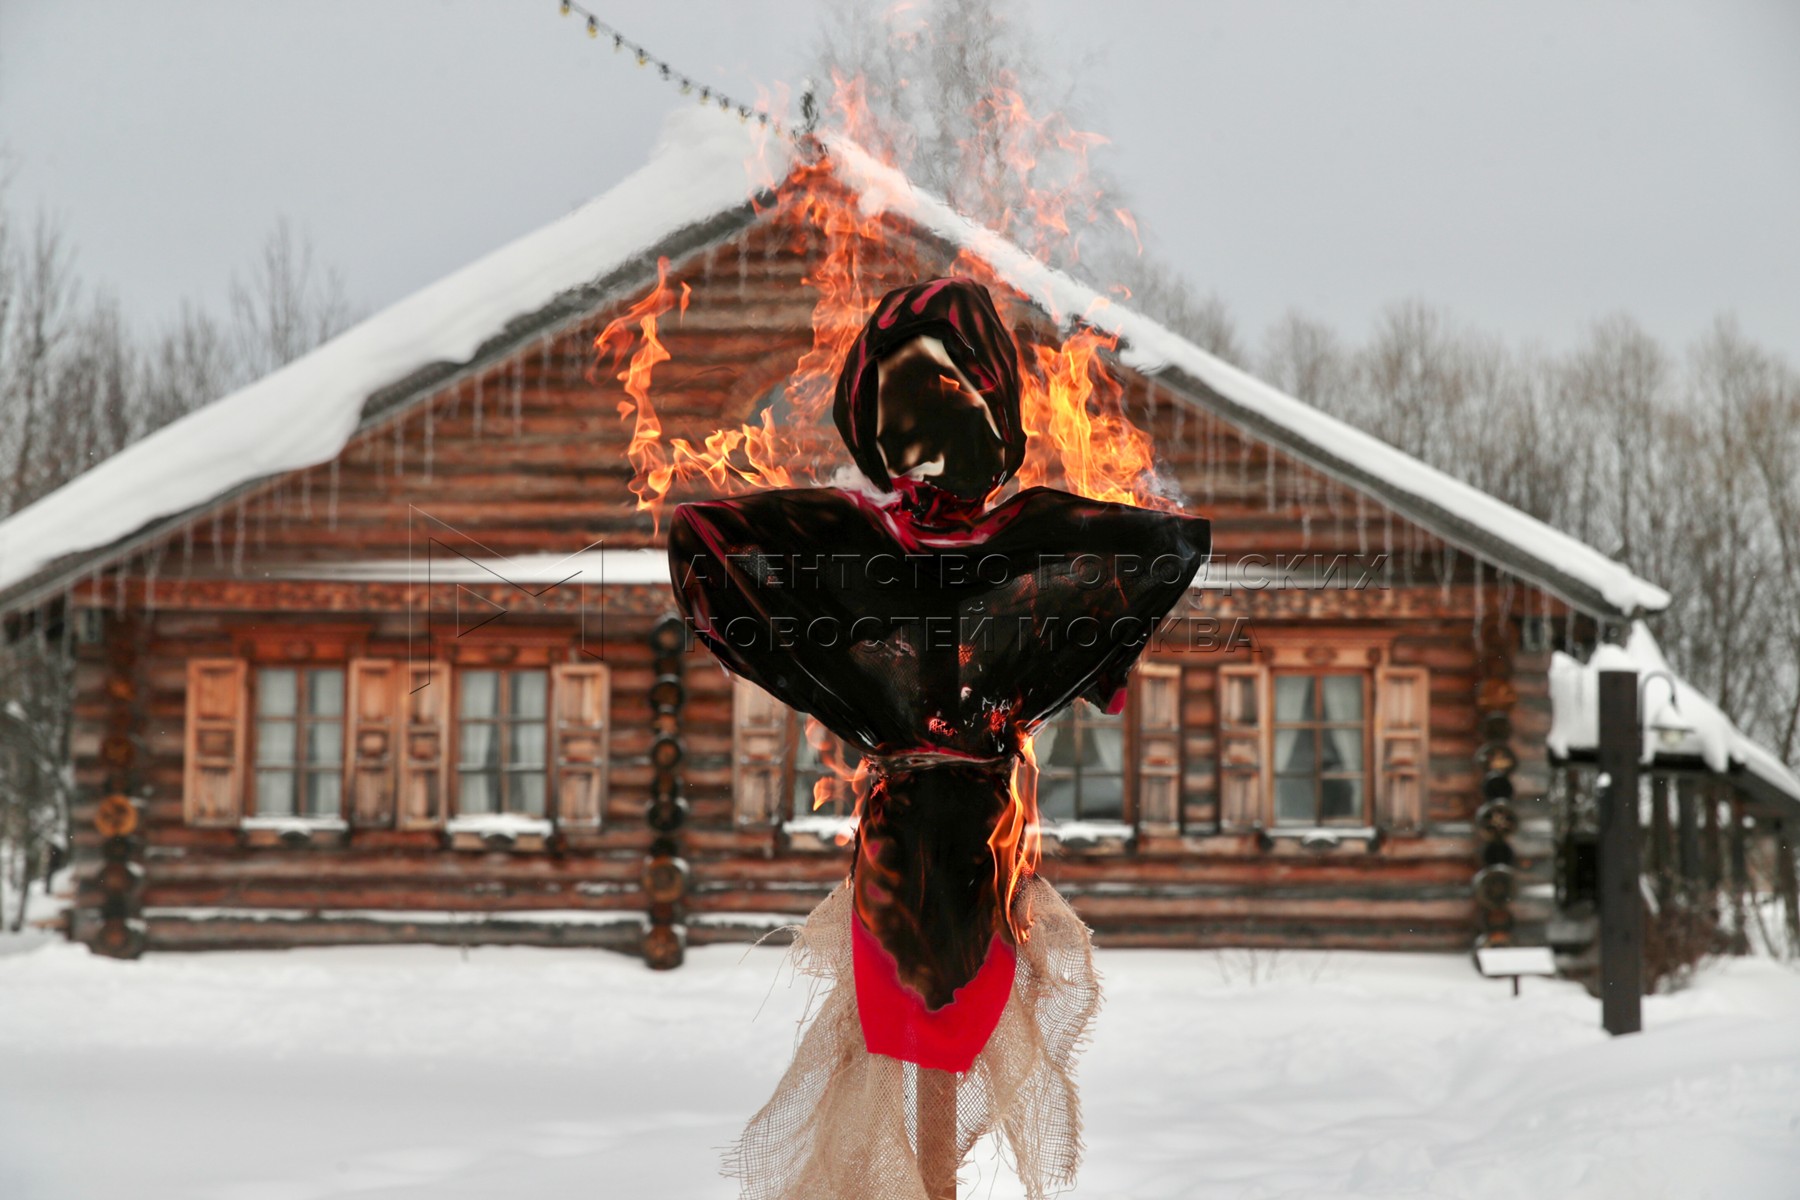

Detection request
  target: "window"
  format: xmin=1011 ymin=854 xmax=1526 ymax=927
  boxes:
xmin=456 ymin=668 xmax=549 ymax=817
xmin=253 ymin=667 xmax=345 ymax=818
xmin=732 ymin=677 xmax=861 ymax=827
xmin=1034 ymin=699 xmax=1126 ymax=823
xmin=792 ymin=718 xmax=862 ymax=818
xmin=1271 ymin=673 xmax=1368 ymax=825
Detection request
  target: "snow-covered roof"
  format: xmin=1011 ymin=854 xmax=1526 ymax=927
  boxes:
xmin=1547 ymin=621 xmax=1800 ymax=810
xmin=820 ymin=134 xmax=1670 ymax=618
xmin=0 ymin=109 xmax=777 ymax=614
xmin=0 ymin=109 xmax=1670 ymax=620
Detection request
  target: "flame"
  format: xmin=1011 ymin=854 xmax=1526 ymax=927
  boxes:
xmin=989 ymin=732 xmax=1042 ymax=943
xmin=804 ymin=715 xmax=867 ymax=822
xmin=597 ymin=71 xmax=1175 ymax=524
xmin=1113 ymin=207 xmax=1143 ymax=257
xmin=596 ymin=258 xmax=794 ymax=529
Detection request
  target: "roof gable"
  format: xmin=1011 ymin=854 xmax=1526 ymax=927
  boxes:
xmin=0 ymin=111 xmax=1668 ymax=622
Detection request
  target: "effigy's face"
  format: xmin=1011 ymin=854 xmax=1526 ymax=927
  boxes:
xmin=875 ymin=335 xmax=1007 ymax=501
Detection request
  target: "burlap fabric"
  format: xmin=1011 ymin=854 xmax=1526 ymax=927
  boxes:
xmin=724 ymin=877 xmax=1100 ymax=1199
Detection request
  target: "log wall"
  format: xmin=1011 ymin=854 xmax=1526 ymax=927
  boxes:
xmin=61 ymin=196 xmax=1576 ymax=956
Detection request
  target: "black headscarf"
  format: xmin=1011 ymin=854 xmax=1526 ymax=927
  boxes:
xmin=831 ymin=278 xmax=1024 ymax=495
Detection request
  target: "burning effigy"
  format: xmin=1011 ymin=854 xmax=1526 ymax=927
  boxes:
xmin=595 ymin=83 xmax=1210 ymax=1200
xmin=673 ymin=277 xmax=1208 ymax=1199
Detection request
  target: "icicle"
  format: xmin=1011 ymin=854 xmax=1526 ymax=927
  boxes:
xmin=59 ymin=585 xmax=74 ymax=657
xmin=1301 ymin=510 xmax=1311 ymax=549
xmin=540 ymin=333 xmax=553 ymax=393
xmin=1265 ymin=452 xmax=1276 ymax=511
xmin=328 ymin=459 xmax=340 ymax=531
xmin=1438 ymin=544 xmax=1455 ymax=607
xmin=470 ymin=378 xmax=482 ymax=439
xmin=114 ymin=564 xmax=127 ymax=616
xmin=257 ymin=488 xmax=268 ymax=548
xmin=1472 ymin=557 xmax=1484 ymax=643
xmin=1355 ymin=493 xmax=1368 ymax=557
xmin=144 ymin=545 xmax=161 ymax=619
xmin=1205 ymin=412 xmax=1216 ymax=506
xmin=300 ymin=468 xmax=312 ymax=519
xmin=737 ymin=236 xmax=749 ymax=301
xmin=233 ymin=500 xmax=246 ymax=576
xmin=394 ymin=411 xmax=406 ymax=477
xmin=182 ymin=522 xmax=194 ymax=577
xmin=424 ymin=398 xmax=435 ymax=483
xmin=211 ymin=510 xmax=224 ymax=568
xmin=512 ymin=359 xmax=524 ymax=437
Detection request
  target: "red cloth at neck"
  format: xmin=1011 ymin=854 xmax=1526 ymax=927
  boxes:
xmin=851 ymin=910 xmax=1017 ymax=1072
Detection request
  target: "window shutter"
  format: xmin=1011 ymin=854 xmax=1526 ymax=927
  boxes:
xmin=1134 ymin=662 xmax=1183 ymax=833
xmin=398 ymin=660 xmax=448 ymax=829
xmin=183 ymin=658 xmax=247 ymax=826
xmin=552 ymin=662 xmax=610 ymax=829
xmin=1376 ymin=666 xmax=1429 ymax=834
xmin=346 ymin=659 xmax=399 ymax=827
xmin=1217 ymin=663 xmax=1269 ymax=831
xmin=733 ymin=676 xmax=788 ymax=828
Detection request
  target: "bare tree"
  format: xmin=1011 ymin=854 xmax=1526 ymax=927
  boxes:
xmin=1260 ymin=310 xmax=1349 ymax=416
xmin=1565 ymin=314 xmax=1668 ymax=564
xmin=1675 ymin=320 xmax=1781 ymax=734
xmin=0 ymin=630 xmax=73 ymax=932
xmin=1353 ymin=300 xmax=1471 ymax=465
xmin=1 ymin=218 xmax=80 ymax=513
xmin=229 ymin=216 xmax=354 ymax=380
xmin=1742 ymin=362 xmax=1800 ymax=761
xmin=140 ymin=301 xmax=240 ymax=434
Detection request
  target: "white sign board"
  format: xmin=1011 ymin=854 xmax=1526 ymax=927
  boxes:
xmin=1476 ymin=946 xmax=1557 ymax=977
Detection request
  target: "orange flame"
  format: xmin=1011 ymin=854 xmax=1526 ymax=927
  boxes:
xmin=804 ymin=716 xmax=867 ymax=819
xmin=989 ymin=732 xmax=1042 ymax=943
xmin=596 ymin=258 xmax=794 ymax=530
xmin=598 ymin=72 xmax=1175 ymax=525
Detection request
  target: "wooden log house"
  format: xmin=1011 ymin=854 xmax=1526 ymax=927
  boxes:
xmin=4 ymin=111 xmax=1795 ymax=964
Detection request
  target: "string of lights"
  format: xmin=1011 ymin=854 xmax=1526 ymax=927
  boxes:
xmin=557 ymin=1 xmax=798 ymax=138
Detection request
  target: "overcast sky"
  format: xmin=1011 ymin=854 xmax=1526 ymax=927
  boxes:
xmin=3 ymin=0 xmax=1796 ymax=366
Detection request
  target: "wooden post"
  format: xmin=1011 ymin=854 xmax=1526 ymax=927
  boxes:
xmin=1648 ymin=774 xmax=1671 ymax=906
xmin=1597 ymin=670 xmax=1643 ymax=1036
xmin=917 ymin=1067 xmax=958 ymax=1200
xmin=1701 ymin=782 xmax=1723 ymax=895
xmin=1776 ymin=818 xmax=1800 ymax=949
xmin=1676 ymin=778 xmax=1701 ymax=892
xmin=1727 ymin=796 xmax=1750 ymax=955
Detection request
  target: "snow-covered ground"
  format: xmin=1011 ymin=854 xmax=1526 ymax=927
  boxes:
xmin=0 ymin=934 xmax=1795 ymax=1200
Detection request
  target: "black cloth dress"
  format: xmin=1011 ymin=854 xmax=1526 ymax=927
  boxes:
xmin=669 ymin=278 xmax=1211 ymax=1020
